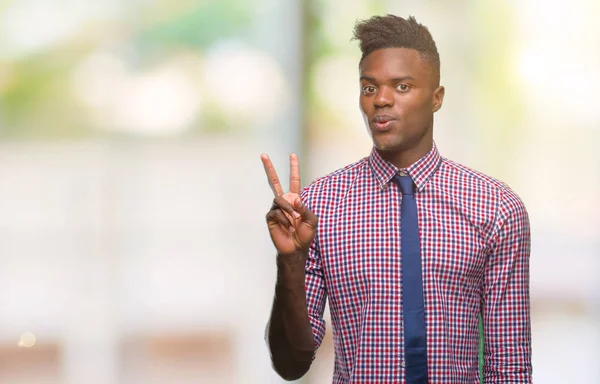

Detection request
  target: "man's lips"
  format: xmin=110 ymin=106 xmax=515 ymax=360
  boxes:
xmin=372 ymin=115 xmax=395 ymax=123
xmin=372 ymin=115 xmax=396 ymax=130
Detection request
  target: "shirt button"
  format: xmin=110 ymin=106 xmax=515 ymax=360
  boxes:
xmin=401 ymin=361 xmax=406 ymax=368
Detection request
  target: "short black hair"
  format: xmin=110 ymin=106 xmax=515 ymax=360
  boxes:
xmin=353 ymin=15 xmax=440 ymax=84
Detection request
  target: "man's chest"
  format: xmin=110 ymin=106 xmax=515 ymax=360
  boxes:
xmin=316 ymin=188 xmax=491 ymax=298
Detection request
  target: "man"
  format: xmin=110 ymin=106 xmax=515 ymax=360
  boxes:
xmin=261 ymin=15 xmax=532 ymax=383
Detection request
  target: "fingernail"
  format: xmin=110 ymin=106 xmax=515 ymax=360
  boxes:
xmin=289 ymin=226 xmax=295 ymax=233
xmin=292 ymin=211 xmax=301 ymax=219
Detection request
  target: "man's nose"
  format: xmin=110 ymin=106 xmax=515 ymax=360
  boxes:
xmin=373 ymin=86 xmax=393 ymax=108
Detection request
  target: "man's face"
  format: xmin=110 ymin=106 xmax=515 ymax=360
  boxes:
xmin=359 ymin=47 xmax=444 ymax=155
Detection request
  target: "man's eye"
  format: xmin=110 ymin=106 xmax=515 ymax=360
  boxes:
xmin=362 ymin=86 xmax=376 ymax=95
xmin=396 ymin=84 xmax=410 ymax=92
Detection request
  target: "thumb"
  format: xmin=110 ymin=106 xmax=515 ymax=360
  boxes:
xmin=294 ymin=197 xmax=318 ymax=228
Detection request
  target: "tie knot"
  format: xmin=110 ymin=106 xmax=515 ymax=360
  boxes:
xmin=393 ymin=174 xmax=414 ymax=195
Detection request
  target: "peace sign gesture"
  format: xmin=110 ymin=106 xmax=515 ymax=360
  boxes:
xmin=261 ymin=153 xmax=318 ymax=256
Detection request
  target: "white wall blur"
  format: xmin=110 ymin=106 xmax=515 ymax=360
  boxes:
xmin=0 ymin=139 xmax=287 ymax=383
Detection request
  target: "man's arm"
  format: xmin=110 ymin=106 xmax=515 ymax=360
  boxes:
xmin=266 ymin=234 xmax=327 ymax=381
xmin=260 ymin=153 xmax=324 ymax=380
xmin=266 ymin=250 xmax=315 ymax=380
xmin=482 ymin=191 xmax=533 ymax=383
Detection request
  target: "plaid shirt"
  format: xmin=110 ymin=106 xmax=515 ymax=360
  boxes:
xmin=300 ymin=143 xmax=532 ymax=383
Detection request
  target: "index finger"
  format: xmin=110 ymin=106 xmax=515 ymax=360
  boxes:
xmin=289 ymin=153 xmax=301 ymax=194
xmin=261 ymin=153 xmax=284 ymax=196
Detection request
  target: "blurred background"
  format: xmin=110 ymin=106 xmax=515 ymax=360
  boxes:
xmin=0 ymin=0 xmax=598 ymax=383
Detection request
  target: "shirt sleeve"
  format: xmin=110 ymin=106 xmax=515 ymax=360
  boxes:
xmin=482 ymin=190 xmax=533 ymax=383
xmin=301 ymin=192 xmax=328 ymax=357
xmin=305 ymin=236 xmax=327 ymax=355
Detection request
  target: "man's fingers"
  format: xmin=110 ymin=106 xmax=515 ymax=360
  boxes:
xmin=289 ymin=153 xmax=301 ymax=195
xmin=293 ymin=197 xmax=318 ymax=227
xmin=261 ymin=154 xmax=284 ymax=196
xmin=266 ymin=208 xmax=295 ymax=233
xmin=273 ymin=195 xmax=301 ymax=219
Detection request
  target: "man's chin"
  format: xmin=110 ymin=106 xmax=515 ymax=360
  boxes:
xmin=372 ymin=139 xmax=403 ymax=152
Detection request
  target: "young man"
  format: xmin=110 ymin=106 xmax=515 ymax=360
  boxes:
xmin=261 ymin=15 xmax=532 ymax=383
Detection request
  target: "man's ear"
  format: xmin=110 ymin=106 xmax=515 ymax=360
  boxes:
xmin=432 ymin=86 xmax=445 ymax=113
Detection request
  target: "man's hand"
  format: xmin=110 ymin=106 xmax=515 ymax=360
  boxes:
xmin=261 ymin=153 xmax=318 ymax=256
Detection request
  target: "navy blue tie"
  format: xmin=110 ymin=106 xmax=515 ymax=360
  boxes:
xmin=393 ymin=174 xmax=428 ymax=383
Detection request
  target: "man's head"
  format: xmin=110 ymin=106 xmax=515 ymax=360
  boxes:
xmin=353 ymin=15 xmax=444 ymax=167
xmin=354 ymin=15 xmax=440 ymax=86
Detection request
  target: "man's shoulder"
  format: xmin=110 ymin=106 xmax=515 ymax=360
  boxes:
xmin=300 ymin=157 xmax=369 ymax=203
xmin=440 ymin=157 xmax=526 ymax=211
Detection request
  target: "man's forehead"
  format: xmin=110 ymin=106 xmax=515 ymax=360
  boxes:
xmin=361 ymin=47 xmax=423 ymax=66
xmin=359 ymin=48 xmax=433 ymax=78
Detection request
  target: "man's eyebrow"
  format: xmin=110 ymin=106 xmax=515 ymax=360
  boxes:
xmin=359 ymin=75 xmax=415 ymax=83
xmin=359 ymin=75 xmax=376 ymax=83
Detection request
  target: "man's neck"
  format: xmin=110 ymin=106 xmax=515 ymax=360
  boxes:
xmin=376 ymin=139 xmax=433 ymax=169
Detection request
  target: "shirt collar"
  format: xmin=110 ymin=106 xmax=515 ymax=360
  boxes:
xmin=368 ymin=141 xmax=442 ymax=192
